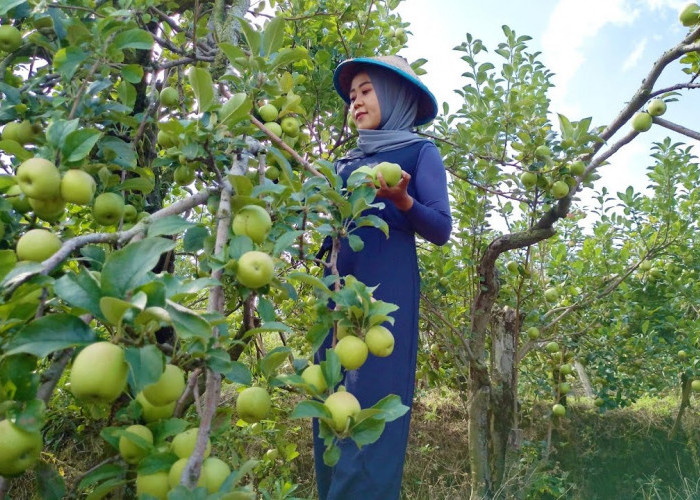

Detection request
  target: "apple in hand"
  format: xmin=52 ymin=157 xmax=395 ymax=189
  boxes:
xmin=171 ymin=427 xmax=212 ymax=459
xmin=142 ymin=364 xmax=186 ymax=407
xmin=93 ymin=192 xmax=125 ymax=225
xmin=118 ymin=424 xmax=153 ymax=465
xmin=16 ymin=229 xmax=62 ymax=262
xmin=236 ymin=386 xmax=272 ymax=423
xmin=202 ymin=457 xmax=231 ymax=493
xmin=0 ymin=25 xmax=22 ymax=53
xmin=324 ymin=391 xmax=361 ymax=432
xmin=334 ymin=335 xmax=369 ymax=370
xmin=364 ymin=325 xmax=395 ymax=357
xmin=301 ymin=364 xmax=328 ymax=393
xmin=0 ymin=419 xmax=42 ymax=476
xmin=136 ymin=471 xmax=170 ymax=500
xmin=16 ymin=158 xmax=61 ymax=200
xmin=373 ymin=161 xmax=402 ymax=187
xmin=69 ymin=341 xmax=128 ymax=404
xmin=61 ymin=169 xmax=97 ymax=205
xmin=232 ymin=205 xmax=272 ymax=244
xmin=236 ymin=251 xmax=275 ymax=288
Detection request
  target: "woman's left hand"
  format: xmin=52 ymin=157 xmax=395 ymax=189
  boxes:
xmin=376 ymin=171 xmax=414 ymax=211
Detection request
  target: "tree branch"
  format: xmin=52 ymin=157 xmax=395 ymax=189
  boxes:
xmin=653 ymin=116 xmax=700 ymax=141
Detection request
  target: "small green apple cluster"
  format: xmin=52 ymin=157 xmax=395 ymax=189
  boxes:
xmin=517 ymin=142 xmax=582 ymax=200
xmin=333 ymin=324 xmax=395 ymax=372
xmin=256 ymin=102 xmax=303 ymax=147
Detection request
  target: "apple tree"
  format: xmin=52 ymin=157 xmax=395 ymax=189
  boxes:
xmin=0 ymin=0 xmax=416 ymax=497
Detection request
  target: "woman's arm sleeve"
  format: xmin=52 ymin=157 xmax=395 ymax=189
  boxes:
xmin=403 ymin=143 xmax=452 ymax=245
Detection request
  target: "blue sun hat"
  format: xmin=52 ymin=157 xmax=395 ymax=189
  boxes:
xmin=333 ymin=55 xmax=438 ymax=126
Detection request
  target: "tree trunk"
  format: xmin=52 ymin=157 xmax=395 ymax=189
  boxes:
xmin=490 ymin=306 xmax=518 ymax=489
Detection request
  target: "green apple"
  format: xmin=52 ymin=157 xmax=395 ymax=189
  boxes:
xmin=280 ymin=116 xmax=300 ymax=137
xmin=157 ymin=130 xmax=175 ymax=148
xmin=264 ymin=121 xmax=283 ymax=137
xmin=258 ymin=104 xmax=279 ymax=122
xmin=640 ymin=260 xmax=652 ymax=271
xmin=534 ymin=145 xmax=551 ymax=160
xmin=364 ymin=325 xmax=395 ymax=357
xmin=526 ymin=327 xmax=540 ymax=340
xmin=545 ymin=341 xmax=560 ymax=354
xmin=324 ymin=391 xmax=361 ymax=432
xmin=544 ymin=287 xmax=559 ymax=303
xmin=168 ymin=457 xmax=206 ymax=489
xmin=631 ymin=112 xmax=652 ymax=132
xmin=16 ymin=158 xmax=61 ymax=200
xmin=678 ymin=350 xmax=688 ymax=360
xmin=301 ymin=364 xmax=328 ymax=393
xmin=373 ymin=161 xmax=402 ymax=187
xmin=594 ymin=397 xmax=605 ymax=407
xmin=122 ymin=204 xmax=137 ymax=223
xmin=142 ymin=364 xmax=186 ymax=407
xmin=160 ymin=86 xmax=179 ymax=108
xmin=60 ymin=169 xmax=97 ymax=205
xmin=265 ymin=165 xmax=280 ymax=181
xmin=0 ymin=419 xmax=42 ymax=476
xmin=506 ymin=261 xmax=519 ymax=274
xmin=552 ymin=403 xmax=566 ymax=417
xmin=93 ymin=192 xmax=125 ymax=226
xmin=236 ymin=386 xmax=272 ymax=423
xmin=136 ymin=471 xmax=169 ymax=500
xmin=520 ymin=171 xmax=537 ymax=189
xmin=174 ymin=164 xmax=196 ymax=186
xmin=16 ymin=229 xmax=62 ymax=262
xmin=236 ymin=251 xmax=275 ymax=289
xmin=679 ymin=2 xmax=700 ymax=26
xmin=69 ymin=341 xmax=128 ymax=403
xmin=2 ymin=120 xmax=35 ymax=144
xmin=334 ymin=335 xmax=369 ymax=370
xmin=202 ymin=456 xmax=231 ymax=493
xmin=264 ymin=448 xmax=279 ymax=461
xmin=171 ymin=427 xmax=212 ymax=459
xmin=559 ymin=363 xmax=574 ymax=375
xmin=136 ymin=392 xmax=175 ymax=422
xmin=6 ymin=184 xmax=31 ymax=213
xmin=692 ymin=379 xmax=700 ymax=392
xmin=118 ymin=424 xmax=153 ymax=465
xmin=569 ymin=161 xmax=586 ymax=176
xmin=647 ymin=98 xmax=667 ymax=117
xmin=29 ymin=195 xmax=65 ymax=222
xmin=559 ymin=382 xmax=572 ymax=395
xmin=0 ymin=25 xmax=22 ymax=53
xmin=551 ymin=180 xmax=569 ymax=199
xmin=232 ymin=205 xmax=272 ymax=244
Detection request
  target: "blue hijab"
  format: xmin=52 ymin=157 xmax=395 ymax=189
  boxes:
xmin=341 ymin=65 xmax=426 ymax=163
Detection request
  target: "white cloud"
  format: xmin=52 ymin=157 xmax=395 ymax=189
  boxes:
xmin=621 ymin=38 xmax=648 ymax=71
xmin=541 ymin=0 xmax=640 ymax=117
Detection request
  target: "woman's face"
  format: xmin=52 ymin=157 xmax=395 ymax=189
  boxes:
xmin=349 ymin=71 xmax=381 ymax=130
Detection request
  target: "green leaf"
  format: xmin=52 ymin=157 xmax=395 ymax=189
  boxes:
xmin=112 ymin=29 xmax=154 ymax=51
xmin=262 ymin=16 xmax=285 ymax=56
xmin=0 ymin=355 xmax=39 ymax=401
xmin=99 ymin=136 xmax=137 ymax=169
xmin=54 ymin=269 xmax=103 ymax=319
xmin=3 ymin=314 xmax=97 ymax=359
xmin=46 ymin=118 xmax=79 ymax=150
xmin=35 ymin=461 xmax=65 ymax=500
xmin=0 ymin=249 xmax=18 ymax=282
xmin=219 ymin=92 xmax=252 ymax=127
xmin=101 ymin=237 xmax=176 ymax=297
xmin=53 ymin=47 xmax=88 ymax=80
xmin=350 ymin=416 xmax=385 ymax=446
xmin=243 ymin=322 xmax=291 ymax=338
xmin=261 ymin=346 xmax=292 ymax=378
xmin=121 ymin=64 xmax=144 ymax=83
xmin=323 ymin=442 xmax=340 ymax=466
xmin=321 ymin=349 xmax=342 ymax=389
xmin=0 ymin=139 xmax=32 ymax=161
xmin=77 ymin=464 xmax=124 ymax=490
xmin=236 ymin=16 xmax=261 ymax=56
xmin=85 ymin=478 xmax=128 ymax=500
xmin=287 ymin=271 xmax=332 ymax=294
xmin=273 ymin=230 xmax=304 ymax=257
xmin=188 ymin=67 xmax=214 ymax=113
xmin=218 ymin=42 xmax=246 ymax=65
xmin=166 ymin=300 xmax=212 ymax=341
xmin=348 ymin=234 xmax=364 ymax=252
xmin=125 ymin=345 xmax=165 ymax=395
xmin=136 ymin=452 xmax=178 ymax=475
xmin=290 ymin=400 xmax=331 ymax=419
xmin=0 ymin=0 xmax=25 ymax=15
xmin=270 ymin=47 xmax=309 ymax=70
xmin=62 ymin=128 xmax=102 ymax=163
xmin=183 ymin=225 xmax=209 ymax=252
xmin=147 ymin=215 xmax=195 ymax=237
xmin=116 ymin=176 xmax=154 ymax=194
xmin=369 ymin=394 xmax=410 ymax=422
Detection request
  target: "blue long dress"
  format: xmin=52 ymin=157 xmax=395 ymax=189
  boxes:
xmin=313 ymin=140 xmax=452 ymax=500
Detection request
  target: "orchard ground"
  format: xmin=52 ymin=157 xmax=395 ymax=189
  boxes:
xmin=9 ymin=380 xmax=700 ymax=499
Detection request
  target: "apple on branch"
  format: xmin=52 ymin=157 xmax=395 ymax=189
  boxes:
xmin=0 ymin=419 xmax=42 ymax=476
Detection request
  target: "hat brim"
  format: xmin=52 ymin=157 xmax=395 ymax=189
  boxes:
xmin=333 ymin=57 xmax=438 ymax=127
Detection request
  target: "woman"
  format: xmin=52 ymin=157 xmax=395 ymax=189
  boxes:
xmin=314 ymin=55 xmax=452 ymax=500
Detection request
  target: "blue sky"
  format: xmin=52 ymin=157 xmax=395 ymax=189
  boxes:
xmin=398 ymin=0 xmax=699 ymax=201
